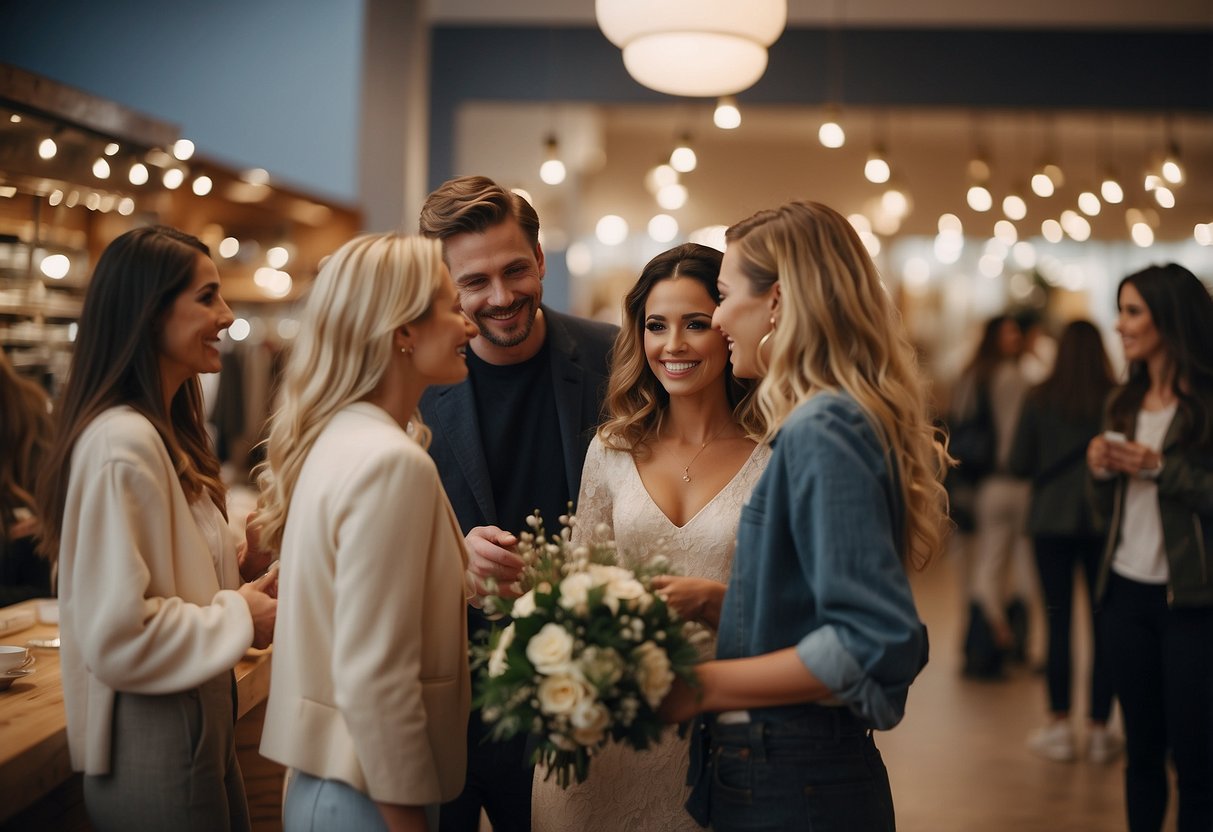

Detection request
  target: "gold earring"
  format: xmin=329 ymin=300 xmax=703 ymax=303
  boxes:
xmin=755 ymin=317 xmax=776 ymax=375
xmin=401 ymin=346 xmax=413 ymax=355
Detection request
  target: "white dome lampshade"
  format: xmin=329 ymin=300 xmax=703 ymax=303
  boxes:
xmin=596 ymin=0 xmax=787 ymax=97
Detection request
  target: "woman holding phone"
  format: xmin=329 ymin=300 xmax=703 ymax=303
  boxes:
xmin=1086 ymin=263 xmax=1213 ymax=832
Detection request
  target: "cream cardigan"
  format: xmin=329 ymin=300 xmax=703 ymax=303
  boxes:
xmin=57 ymin=406 xmax=253 ymax=774
xmin=260 ymin=402 xmax=471 ymax=806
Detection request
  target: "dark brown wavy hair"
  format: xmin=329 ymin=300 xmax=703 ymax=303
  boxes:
xmin=36 ymin=226 xmax=227 ymax=561
xmin=0 ymin=351 xmax=51 ymax=545
xmin=1107 ymin=263 xmax=1213 ymax=450
xmin=1030 ymin=319 xmax=1114 ymax=426
xmin=599 ymin=243 xmax=762 ymax=456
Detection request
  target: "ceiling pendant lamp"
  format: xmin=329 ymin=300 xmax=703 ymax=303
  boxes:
xmin=596 ymin=0 xmax=787 ymax=97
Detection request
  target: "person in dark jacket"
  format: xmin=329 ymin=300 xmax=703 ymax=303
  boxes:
xmin=1009 ymin=320 xmax=1119 ymax=763
xmin=1086 ymin=264 xmax=1213 ymax=832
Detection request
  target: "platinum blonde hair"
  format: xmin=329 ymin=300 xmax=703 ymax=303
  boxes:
xmin=726 ymin=201 xmax=951 ymax=569
xmin=255 ymin=233 xmax=447 ymax=553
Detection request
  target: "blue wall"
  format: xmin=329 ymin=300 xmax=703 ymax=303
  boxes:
xmin=1 ymin=0 xmax=364 ymax=203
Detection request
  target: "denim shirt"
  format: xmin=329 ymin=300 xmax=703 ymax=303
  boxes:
xmin=716 ymin=392 xmax=929 ymax=730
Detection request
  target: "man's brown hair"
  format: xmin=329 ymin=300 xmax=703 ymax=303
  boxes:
xmin=419 ymin=175 xmax=540 ymax=250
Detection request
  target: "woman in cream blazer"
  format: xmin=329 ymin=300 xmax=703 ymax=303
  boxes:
xmin=257 ymin=233 xmax=478 ymax=832
xmin=37 ymin=226 xmax=277 ymax=832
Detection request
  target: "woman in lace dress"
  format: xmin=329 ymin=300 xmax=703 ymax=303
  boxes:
xmin=531 ymin=243 xmax=769 ymax=832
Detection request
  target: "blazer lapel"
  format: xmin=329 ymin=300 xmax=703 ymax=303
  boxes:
xmin=434 ymin=381 xmax=497 ymax=522
xmin=546 ymin=310 xmax=590 ymax=495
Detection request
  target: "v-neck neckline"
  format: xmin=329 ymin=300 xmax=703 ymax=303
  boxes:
xmin=630 ymin=442 xmax=762 ymax=530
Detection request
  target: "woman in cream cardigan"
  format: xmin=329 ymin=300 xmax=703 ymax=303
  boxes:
xmin=37 ymin=226 xmax=278 ymax=831
xmin=257 ymin=233 xmax=478 ymax=832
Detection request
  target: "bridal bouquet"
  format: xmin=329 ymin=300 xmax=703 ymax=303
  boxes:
xmin=474 ymin=511 xmax=701 ymax=788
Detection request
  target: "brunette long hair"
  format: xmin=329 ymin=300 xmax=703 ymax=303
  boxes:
xmin=36 ymin=226 xmax=226 ymax=561
xmin=599 ymin=243 xmax=763 ymax=455
xmin=1030 ymin=320 xmax=1114 ymax=426
xmin=1107 ymin=264 xmax=1213 ymax=449
xmin=0 ymin=351 xmax=51 ymax=545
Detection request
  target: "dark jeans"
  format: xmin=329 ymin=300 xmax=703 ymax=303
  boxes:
xmin=699 ymin=708 xmax=895 ymax=832
xmin=438 ymin=712 xmax=533 ymax=832
xmin=1033 ymin=534 xmax=1114 ymax=720
xmin=1102 ymin=573 xmax=1213 ymax=832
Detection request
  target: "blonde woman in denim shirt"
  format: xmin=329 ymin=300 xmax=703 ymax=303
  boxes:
xmin=661 ymin=201 xmax=950 ymax=831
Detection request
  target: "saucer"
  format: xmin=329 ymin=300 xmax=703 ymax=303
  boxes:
xmin=0 ymin=668 xmax=34 ymax=691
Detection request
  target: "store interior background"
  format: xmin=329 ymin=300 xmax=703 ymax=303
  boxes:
xmin=2 ymin=0 xmax=1212 ymax=391
xmin=2 ymin=4 xmax=1211 ymax=830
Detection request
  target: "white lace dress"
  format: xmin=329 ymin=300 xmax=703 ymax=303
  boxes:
xmin=531 ymin=435 xmax=770 ymax=832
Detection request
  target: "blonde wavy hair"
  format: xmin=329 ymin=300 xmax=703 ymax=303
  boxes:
xmin=600 ymin=243 xmax=764 ymax=455
xmin=726 ymin=201 xmax=951 ymax=569
xmin=255 ymin=233 xmax=447 ymax=554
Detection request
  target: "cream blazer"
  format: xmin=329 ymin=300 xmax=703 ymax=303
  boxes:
xmin=58 ymin=407 xmax=253 ymax=774
xmin=260 ymin=402 xmax=471 ymax=805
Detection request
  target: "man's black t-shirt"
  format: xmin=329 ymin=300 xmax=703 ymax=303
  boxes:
xmin=467 ymin=340 xmax=570 ymax=543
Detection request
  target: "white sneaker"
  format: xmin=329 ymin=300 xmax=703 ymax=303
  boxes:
xmin=1027 ymin=721 xmax=1076 ymax=762
xmin=1087 ymin=727 xmax=1125 ymax=763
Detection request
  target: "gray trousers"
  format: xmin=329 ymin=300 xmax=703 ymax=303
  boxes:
xmin=84 ymin=671 xmax=251 ymax=832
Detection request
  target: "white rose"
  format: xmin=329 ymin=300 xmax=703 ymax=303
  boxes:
xmin=488 ymin=623 xmax=516 ymax=677
xmin=527 ymin=622 xmax=574 ymax=674
xmin=570 ymin=699 xmax=611 ymax=746
xmin=633 ymin=641 xmax=675 ymax=709
xmin=609 ymin=577 xmax=646 ymax=603
xmin=578 ymin=645 xmax=624 ymax=689
xmin=558 ymin=572 xmax=595 ymax=614
xmin=511 ymin=590 xmax=536 ymax=619
xmin=537 ymin=673 xmax=588 ymax=715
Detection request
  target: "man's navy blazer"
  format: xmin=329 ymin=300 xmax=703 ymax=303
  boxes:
xmin=418 ymin=306 xmax=618 ymax=535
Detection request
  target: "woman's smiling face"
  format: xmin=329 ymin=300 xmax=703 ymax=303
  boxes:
xmin=643 ymin=276 xmax=730 ymax=398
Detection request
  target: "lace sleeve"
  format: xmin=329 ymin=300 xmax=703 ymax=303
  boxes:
xmin=570 ymin=436 xmax=614 ymax=545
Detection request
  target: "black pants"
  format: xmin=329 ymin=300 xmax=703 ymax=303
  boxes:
xmin=1102 ymin=573 xmax=1213 ymax=832
xmin=1033 ymin=534 xmax=1114 ymax=720
xmin=439 ymin=711 xmax=533 ymax=832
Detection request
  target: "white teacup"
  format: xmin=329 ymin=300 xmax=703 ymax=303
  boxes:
xmin=0 ymin=645 xmax=31 ymax=673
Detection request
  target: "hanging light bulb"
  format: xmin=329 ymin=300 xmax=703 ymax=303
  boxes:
xmin=1162 ymin=141 xmax=1183 ymax=185
xmin=967 ymin=185 xmax=993 ymax=212
xmin=714 ymin=97 xmax=741 ymax=130
xmin=1002 ymin=193 xmax=1027 ymax=221
xmin=669 ymin=134 xmax=697 ymax=173
xmin=38 ymin=137 xmax=57 ymax=159
xmin=1153 ymin=186 xmax=1175 ymax=209
xmin=818 ymin=113 xmax=845 ymax=149
xmin=1101 ymin=173 xmax=1124 ymax=204
xmin=864 ymin=148 xmax=890 ymax=184
xmin=539 ymin=135 xmax=566 ymax=185
xmin=1077 ymin=191 xmax=1101 ymax=216
xmin=128 ymin=162 xmax=149 ymax=186
xmin=92 ymin=158 xmax=111 ymax=179
xmin=1031 ymin=172 xmax=1055 ymax=198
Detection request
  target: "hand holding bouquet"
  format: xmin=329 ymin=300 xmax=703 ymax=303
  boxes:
xmin=474 ymin=511 xmax=700 ymax=788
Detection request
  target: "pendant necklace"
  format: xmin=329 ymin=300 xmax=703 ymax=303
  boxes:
xmin=681 ymin=422 xmax=734 ymax=484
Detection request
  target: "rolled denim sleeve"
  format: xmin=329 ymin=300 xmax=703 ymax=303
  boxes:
xmin=787 ymin=404 xmax=928 ymax=730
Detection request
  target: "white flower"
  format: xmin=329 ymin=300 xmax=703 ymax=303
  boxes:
xmin=570 ymin=698 xmax=611 ymax=746
xmin=537 ymin=673 xmax=588 ymax=715
xmin=527 ymin=622 xmax=574 ymax=674
xmin=488 ymin=623 xmax=516 ymax=677
xmin=633 ymin=641 xmax=675 ymax=708
xmin=511 ymin=590 xmax=536 ymax=619
xmin=558 ymin=572 xmax=595 ymax=614
xmin=578 ymin=645 xmax=624 ymax=689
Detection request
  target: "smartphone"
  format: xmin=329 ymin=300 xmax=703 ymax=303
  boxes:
xmin=1103 ymin=430 xmax=1127 ymax=444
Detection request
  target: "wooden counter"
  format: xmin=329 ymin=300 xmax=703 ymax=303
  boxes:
xmin=0 ymin=599 xmax=276 ymax=827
